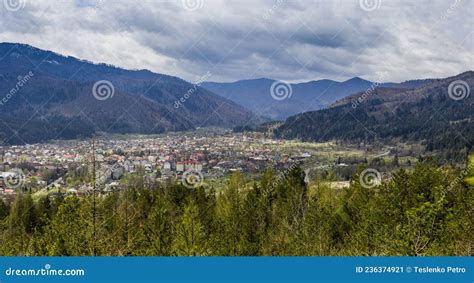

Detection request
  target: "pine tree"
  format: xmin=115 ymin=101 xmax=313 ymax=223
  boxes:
xmin=43 ymin=197 xmax=91 ymax=255
xmin=144 ymin=195 xmax=173 ymax=255
xmin=2 ymin=193 xmax=37 ymax=255
xmin=172 ymin=200 xmax=208 ymax=256
xmin=217 ymin=172 xmax=249 ymax=255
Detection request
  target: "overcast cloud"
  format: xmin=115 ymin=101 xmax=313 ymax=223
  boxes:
xmin=0 ymin=0 xmax=472 ymax=83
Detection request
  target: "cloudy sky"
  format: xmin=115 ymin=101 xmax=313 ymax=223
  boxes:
xmin=0 ymin=0 xmax=472 ymax=83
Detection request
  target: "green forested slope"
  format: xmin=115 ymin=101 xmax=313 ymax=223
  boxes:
xmin=0 ymin=162 xmax=472 ymax=256
xmin=275 ymin=72 xmax=474 ymax=160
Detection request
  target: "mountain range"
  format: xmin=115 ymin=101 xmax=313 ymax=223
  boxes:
xmin=202 ymin=77 xmax=376 ymax=120
xmin=0 ymin=42 xmax=472 ymax=150
xmin=201 ymin=76 xmax=441 ymax=120
xmin=0 ymin=43 xmax=255 ymax=144
xmin=275 ymin=71 xmax=473 ymax=157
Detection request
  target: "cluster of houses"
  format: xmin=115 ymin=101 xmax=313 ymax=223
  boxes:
xmin=0 ymin=132 xmax=312 ymax=200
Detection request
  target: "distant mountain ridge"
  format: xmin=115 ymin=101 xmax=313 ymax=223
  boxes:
xmin=275 ymin=71 xmax=474 ymax=156
xmin=1 ymin=42 xmax=469 ymax=148
xmin=202 ymin=75 xmax=440 ymax=120
xmin=0 ymin=43 xmax=256 ymax=144
xmin=202 ymin=77 xmax=376 ymax=119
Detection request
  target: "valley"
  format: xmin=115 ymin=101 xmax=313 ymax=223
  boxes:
xmin=0 ymin=44 xmax=472 ymax=257
xmin=0 ymin=128 xmax=445 ymax=201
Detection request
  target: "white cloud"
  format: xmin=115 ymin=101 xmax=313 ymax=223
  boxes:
xmin=0 ymin=0 xmax=472 ymax=83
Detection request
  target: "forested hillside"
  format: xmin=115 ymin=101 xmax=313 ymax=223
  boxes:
xmin=0 ymin=43 xmax=255 ymax=144
xmin=275 ymin=71 xmax=473 ymax=160
xmin=0 ymin=161 xmax=472 ymax=256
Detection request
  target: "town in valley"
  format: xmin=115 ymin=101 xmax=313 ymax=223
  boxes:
xmin=0 ymin=128 xmax=417 ymax=201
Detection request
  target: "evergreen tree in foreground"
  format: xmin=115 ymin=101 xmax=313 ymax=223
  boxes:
xmin=0 ymin=161 xmax=471 ymax=256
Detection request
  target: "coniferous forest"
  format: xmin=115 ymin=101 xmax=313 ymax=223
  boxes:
xmin=0 ymin=161 xmax=472 ymax=256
